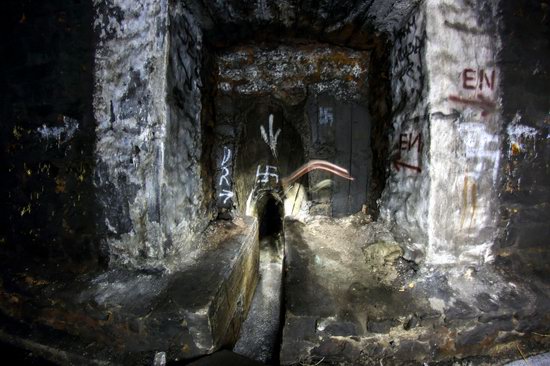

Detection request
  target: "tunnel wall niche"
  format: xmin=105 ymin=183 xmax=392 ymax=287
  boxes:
xmin=93 ymin=0 xmax=210 ymax=270
xmin=92 ymin=0 xmax=419 ymax=270
xmin=211 ymin=43 xmax=377 ymax=218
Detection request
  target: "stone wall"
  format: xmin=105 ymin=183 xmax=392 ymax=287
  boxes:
xmin=216 ymin=45 xmax=369 ymax=102
xmin=380 ymin=7 xmax=430 ymax=245
xmin=0 ymin=0 xmax=98 ymax=269
xmin=496 ymin=1 xmax=550 ymax=279
xmin=93 ymin=0 xmax=208 ymax=270
xmin=163 ymin=2 xmax=210 ymax=265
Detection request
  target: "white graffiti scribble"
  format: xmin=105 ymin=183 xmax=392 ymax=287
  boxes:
xmin=219 ymin=167 xmax=230 ymax=186
xmin=37 ymin=116 xmax=79 ymax=145
xmin=221 ymin=146 xmax=231 ymax=166
xmin=219 ymin=189 xmax=234 ymax=204
xmin=218 ymin=146 xmax=233 ymax=205
xmin=458 ymin=122 xmax=500 ymax=183
xmin=319 ymin=107 xmax=334 ymax=126
xmin=256 ymin=165 xmax=279 ymax=184
xmin=260 ymin=114 xmax=281 ymax=158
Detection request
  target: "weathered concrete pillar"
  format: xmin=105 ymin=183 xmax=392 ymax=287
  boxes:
xmin=381 ymin=0 xmax=502 ymax=266
xmin=426 ymin=0 xmax=501 ymax=265
xmin=93 ymin=0 xmax=207 ymax=269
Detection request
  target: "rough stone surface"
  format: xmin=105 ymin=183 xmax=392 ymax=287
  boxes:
xmin=188 ymin=0 xmax=421 ymax=45
xmin=93 ymin=0 xmax=209 ymax=270
xmin=495 ymin=1 xmax=550 ymax=282
xmin=217 ymin=44 xmax=369 ymax=102
xmin=379 ymin=7 xmax=430 ymax=246
xmin=163 ymin=1 xmax=210 ymax=265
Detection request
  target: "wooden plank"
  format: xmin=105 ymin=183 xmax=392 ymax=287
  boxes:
xmin=307 ymin=95 xmax=335 ymax=209
xmin=349 ymin=104 xmax=370 ymax=214
xmin=332 ymin=101 xmax=352 ymax=217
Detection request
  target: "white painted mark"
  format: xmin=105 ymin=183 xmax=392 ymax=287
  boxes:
xmin=219 ymin=167 xmax=230 ymax=186
xmin=457 ymin=122 xmax=500 ymax=183
xmin=506 ymin=113 xmax=538 ymax=152
xmin=221 ymin=146 xmax=231 ymax=166
xmin=219 ymin=189 xmax=234 ymax=204
xmin=153 ymin=352 xmax=166 ymax=366
xmin=218 ymin=146 xmax=233 ymax=205
xmin=319 ymin=107 xmax=334 ymax=126
xmin=37 ymin=116 xmax=79 ymax=144
xmin=256 ymin=165 xmax=279 ymax=184
xmin=260 ymin=114 xmax=281 ymax=158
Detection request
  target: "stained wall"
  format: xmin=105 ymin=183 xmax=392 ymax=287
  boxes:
xmin=381 ymin=0 xmax=550 ymax=271
xmin=93 ymin=0 xmax=209 ymax=270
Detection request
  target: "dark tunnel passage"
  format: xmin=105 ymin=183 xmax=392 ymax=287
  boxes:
xmin=258 ymin=194 xmax=284 ymax=240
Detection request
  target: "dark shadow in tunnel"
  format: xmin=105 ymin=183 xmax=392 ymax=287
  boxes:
xmin=255 ymin=192 xmax=285 ymax=259
xmin=258 ymin=194 xmax=284 ymax=240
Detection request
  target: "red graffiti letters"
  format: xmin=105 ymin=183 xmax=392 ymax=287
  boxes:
xmin=393 ymin=160 xmax=422 ymax=173
xmin=461 ymin=68 xmax=495 ymax=91
xmin=451 ymin=68 xmax=497 ymax=118
xmin=394 ymin=132 xmax=422 ymax=173
xmin=462 ymin=68 xmax=476 ymax=89
xmin=399 ymin=133 xmax=422 ymax=153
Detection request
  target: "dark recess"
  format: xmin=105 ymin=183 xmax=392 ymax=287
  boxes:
xmin=496 ymin=0 xmax=550 ymax=281
xmin=199 ymin=29 xmax=392 ymax=217
xmin=0 ymin=0 xmax=101 ymax=271
xmin=258 ymin=195 xmax=284 ymax=239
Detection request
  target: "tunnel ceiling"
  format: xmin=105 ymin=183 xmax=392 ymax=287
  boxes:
xmin=187 ymin=0 xmax=422 ymax=47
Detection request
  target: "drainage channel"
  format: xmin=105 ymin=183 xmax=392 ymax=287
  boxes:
xmin=233 ymin=194 xmax=285 ymax=365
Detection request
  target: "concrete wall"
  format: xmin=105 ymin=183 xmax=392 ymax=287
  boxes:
xmin=93 ymin=0 xmax=208 ymax=270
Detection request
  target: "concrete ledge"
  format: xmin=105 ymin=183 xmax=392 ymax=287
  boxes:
xmin=0 ymin=217 xmax=259 ymax=365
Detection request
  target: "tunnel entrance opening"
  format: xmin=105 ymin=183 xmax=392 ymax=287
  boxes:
xmin=258 ymin=193 xmax=284 ymax=240
xmin=206 ymin=41 xmax=391 ymax=219
xmin=202 ymin=21 xmax=393 ymax=365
